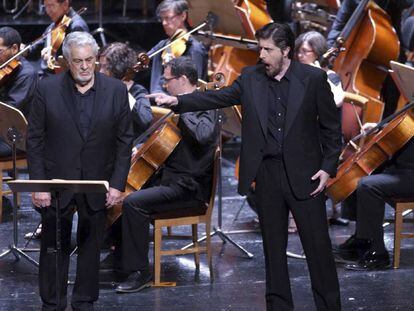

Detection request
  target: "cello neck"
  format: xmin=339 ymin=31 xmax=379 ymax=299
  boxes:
xmin=339 ymin=0 xmax=370 ymax=43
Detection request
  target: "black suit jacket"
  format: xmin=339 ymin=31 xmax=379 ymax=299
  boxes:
xmin=176 ymin=62 xmax=342 ymax=200
xmin=27 ymin=72 xmax=134 ymax=210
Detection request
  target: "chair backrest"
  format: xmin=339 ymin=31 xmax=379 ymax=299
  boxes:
xmin=204 ymin=146 xmax=220 ymax=218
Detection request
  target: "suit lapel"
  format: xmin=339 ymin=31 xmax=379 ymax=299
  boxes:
xmin=60 ymin=73 xmax=85 ymax=141
xmin=284 ymin=62 xmax=308 ymax=138
xmin=252 ymin=73 xmax=269 ymax=138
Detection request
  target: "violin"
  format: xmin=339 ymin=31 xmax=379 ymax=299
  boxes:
xmin=0 ymin=58 xmax=20 ymax=86
xmin=133 ymin=13 xmax=215 ymax=72
xmin=161 ymin=29 xmax=189 ymax=65
xmin=46 ymin=7 xmax=87 ymax=71
xmin=46 ymin=15 xmax=72 ymax=71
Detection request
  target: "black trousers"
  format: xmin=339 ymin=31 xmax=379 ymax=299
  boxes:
xmin=355 ymin=167 xmax=414 ymax=250
xmin=122 ymin=183 xmax=199 ymax=272
xmin=255 ymin=159 xmax=340 ymax=311
xmin=39 ymin=195 xmax=106 ymax=311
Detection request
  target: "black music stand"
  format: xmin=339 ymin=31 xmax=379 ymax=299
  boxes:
xmin=0 ymin=102 xmax=39 ymax=267
xmin=7 ymin=179 xmax=108 ymax=310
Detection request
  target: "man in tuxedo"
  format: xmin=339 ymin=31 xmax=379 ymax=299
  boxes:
xmin=149 ymin=23 xmax=342 ymax=311
xmin=26 ymin=31 xmax=133 ymax=310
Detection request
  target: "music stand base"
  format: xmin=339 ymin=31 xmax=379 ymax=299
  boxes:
xmin=0 ymin=245 xmax=39 ymax=267
xmin=181 ymin=227 xmax=254 ymax=258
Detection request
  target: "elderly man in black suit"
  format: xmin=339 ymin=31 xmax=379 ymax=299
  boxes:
xmin=27 ymin=31 xmax=133 ymax=311
xmin=149 ymin=23 xmax=342 ymax=311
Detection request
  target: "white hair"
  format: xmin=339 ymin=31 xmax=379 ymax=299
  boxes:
xmin=62 ymin=31 xmax=99 ymax=60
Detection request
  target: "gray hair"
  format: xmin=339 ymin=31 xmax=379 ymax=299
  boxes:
xmin=295 ymin=31 xmax=327 ymax=61
xmin=62 ymin=31 xmax=99 ymax=60
xmin=156 ymin=0 xmax=188 ymax=17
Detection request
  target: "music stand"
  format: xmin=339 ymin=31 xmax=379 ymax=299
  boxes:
xmin=0 ymin=102 xmax=38 ymax=267
xmin=389 ymin=61 xmax=414 ymax=103
xmin=7 ymin=179 xmax=109 ymax=310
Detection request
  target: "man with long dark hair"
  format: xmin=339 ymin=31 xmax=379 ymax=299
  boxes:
xmin=148 ymin=23 xmax=342 ymax=310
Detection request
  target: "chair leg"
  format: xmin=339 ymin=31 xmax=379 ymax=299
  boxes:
xmin=153 ymin=226 xmax=162 ymax=286
xmin=205 ymin=220 xmax=213 ymax=280
xmin=192 ymin=224 xmax=200 ymax=269
xmin=394 ymin=205 xmax=403 ymax=269
xmin=167 ymin=226 xmax=172 ymax=236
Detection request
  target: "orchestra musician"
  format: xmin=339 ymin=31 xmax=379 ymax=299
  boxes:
xmin=28 ymin=0 xmax=89 ymax=77
xmin=0 ymin=26 xmax=37 ymax=155
xmin=0 ymin=26 xmax=37 ymax=214
xmin=148 ymin=23 xmax=342 ymax=311
xmin=148 ymin=0 xmax=208 ymax=93
xmin=26 ymin=32 xmax=133 ymax=310
xmin=115 ymin=57 xmax=219 ymax=293
xmin=295 ymin=31 xmax=344 ymax=108
xmin=333 ymin=14 xmax=414 ymax=271
xmin=333 ymin=122 xmax=414 ymax=270
xmin=99 ymin=42 xmax=153 ymax=139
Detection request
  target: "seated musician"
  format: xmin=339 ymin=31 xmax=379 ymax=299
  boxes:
xmin=0 ymin=27 xmax=37 ymax=212
xmin=0 ymin=26 xmax=37 ymax=156
xmin=148 ymin=0 xmax=207 ymax=93
xmin=99 ymin=42 xmax=153 ymax=139
xmin=333 ymin=122 xmax=414 ymax=270
xmin=114 ymin=56 xmax=219 ymax=293
xmin=28 ymin=0 xmax=89 ymax=77
xmin=295 ymin=31 xmax=344 ymax=108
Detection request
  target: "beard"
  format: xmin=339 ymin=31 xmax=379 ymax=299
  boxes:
xmin=72 ymin=71 xmax=94 ymax=86
xmin=264 ymin=57 xmax=284 ymax=78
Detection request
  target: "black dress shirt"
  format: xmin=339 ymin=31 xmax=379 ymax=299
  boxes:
xmin=73 ymin=79 xmax=96 ymax=140
xmin=263 ymin=66 xmax=291 ymax=158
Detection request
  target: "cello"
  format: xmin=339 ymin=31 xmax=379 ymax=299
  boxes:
xmin=326 ymin=101 xmax=414 ymax=204
xmin=106 ymin=74 xmax=225 ymax=227
xmin=329 ymin=0 xmax=400 ymax=123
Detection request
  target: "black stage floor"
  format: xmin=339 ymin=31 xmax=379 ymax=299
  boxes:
xmin=1 ymin=141 xmax=414 ymax=310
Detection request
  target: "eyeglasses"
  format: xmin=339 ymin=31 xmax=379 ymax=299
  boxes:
xmin=297 ymin=48 xmax=314 ymax=55
xmin=163 ymin=76 xmax=179 ymax=82
xmin=158 ymin=14 xmax=179 ymax=23
xmin=0 ymin=46 xmax=11 ymax=56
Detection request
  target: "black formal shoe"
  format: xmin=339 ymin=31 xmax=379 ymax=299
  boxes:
xmin=345 ymin=250 xmax=391 ymax=271
xmin=332 ymin=234 xmax=371 ymax=261
xmin=329 ymin=217 xmax=350 ymax=226
xmin=115 ymin=270 xmax=152 ymax=293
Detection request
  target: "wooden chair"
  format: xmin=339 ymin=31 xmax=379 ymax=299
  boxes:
xmin=393 ymin=198 xmax=414 ymax=269
xmin=150 ymin=147 xmax=220 ymax=287
xmin=0 ymin=154 xmax=27 ymax=223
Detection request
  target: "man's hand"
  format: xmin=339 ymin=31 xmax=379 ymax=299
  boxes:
xmin=146 ymin=93 xmax=178 ymax=107
xmin=41 ymin=46 xmax=51 ymax=61
xmin=361 ymin=122 xmax=378 ymax=134
xmin=310 ymin=170 xmax=330 ymax=197
xmin=105 ymin=187 xmax=123 ymax=209
xmin=32 ymin=192 xmax=51 ymax=208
